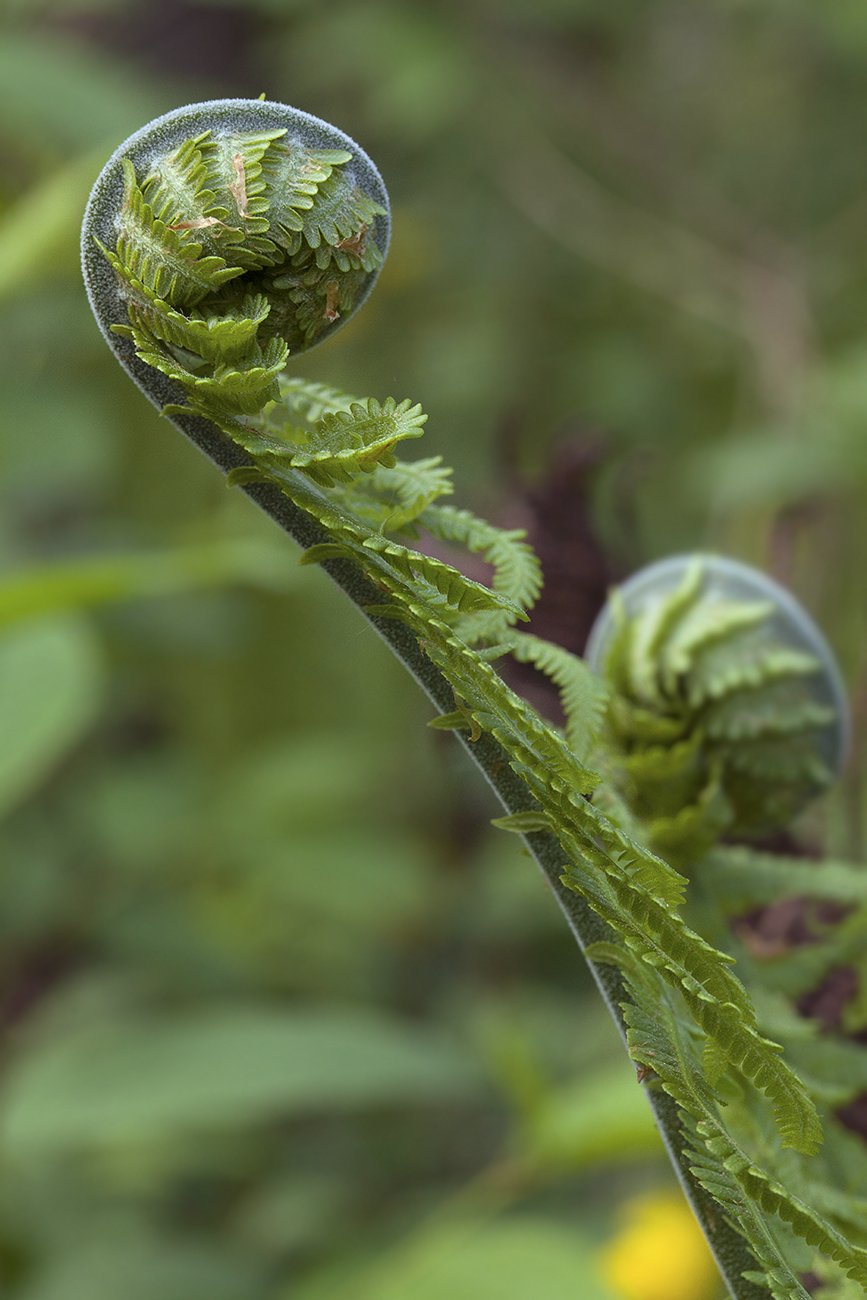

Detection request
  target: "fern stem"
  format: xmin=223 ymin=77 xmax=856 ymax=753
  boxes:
xmin=165 ymin=401 xmax=759 ymax=1300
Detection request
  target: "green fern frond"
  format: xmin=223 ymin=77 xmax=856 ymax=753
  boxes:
xmin=366 ymin=458 xmax=455 ymax=532
xmin=566 ymin=856 xmax=749 ymax=1018
xmin=277 ymin=375 xmax=357 ymax=422
xmin=420 ymin=504 xmax=543 ymax=617
xmin=361 ymin=536 xmax=524 ymax=616
xmin=140 ymin=130 xmax=223 ymax=229
xmin=703 ymin=687 xmax=835 ymax=743
xmin=698 ymin=1119 xmax=867 ymax=1286
xmin=660 ymin=599 xmax=774 ymax=688
xmin=129 ymin=323 xmax=287 ymax=415
xmin=588 ymin=941 xmax=724 ymax=1111
xmin=234 ymin=397 xmax=428 ymax=487
xmin=317 ymin=398 xmax=428 ymax=456
xmin=122 ymin=292 xmax=272 ymax=367
xmin=595 ymin=953 xmax=858 ymax=1292
xmin=596 ymin=558 xmax=836 ymax=850
xmin=396 ymin=606 xmax=601 ymax=798
xmin=702 ymin=846 xmax=867 ymax=910
xmin=201 ymin=129 xmax=284 ymax=222
xmin=506 ymin=631 xmax=609 ymax=764
xmin=687 ymin=633 xmax=821 ymax=712
xmin=97 ymin=125 xmax=389 ymax=422
xmin=270 ymin=395 xmax=449 ymax=533
xmin=271 ymin=254 xmax=370 ymax=348
xmin=298 ymin=166 xmax=386 ymax=253
xmin=414 ymin=503 xmax=542 ymax=644
xmin=112 ymin=161 xmax=244 ymax=307
xmin=137 ymin=128 xmax=292 ymax=273
xmin=599 ymin=952 xmax=841 ymax=1294
xmin=591 ymin=827 xmax=690 ymax=910
xmin=190 ymin=340 xmax=290 ymax=415
xmin=687 ymin=646 xmax=822 ymax=709
xmin=226 ymin=453 xmax=526 ymax=628
xmin=681 ymin=1117 xmax=814 ymax=1300
xmin=624 ymin=560 xmax=705 ymax=706
xmin=92 ymin=111 xmax=864 ymax=1294
xmin=565 ymin=857 xmax=823 ymax=1153
xmin=262 ymin=143 xmax=353 ymax=251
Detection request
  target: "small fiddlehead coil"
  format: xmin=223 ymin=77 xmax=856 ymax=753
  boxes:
xmin=81 ymin=99 xmax=390 ymax=425
xmin=586 ymin=554 xmax=849 ymax=864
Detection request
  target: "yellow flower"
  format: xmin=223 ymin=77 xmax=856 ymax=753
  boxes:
xmin=600 ymin=1191 xmax=721 ymax=1300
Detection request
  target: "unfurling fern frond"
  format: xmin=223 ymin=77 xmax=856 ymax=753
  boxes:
xmin=298 ymin=169 xmax=385 ymax=270
xmin=701 ymin=846 xmax=867 ymax=911
xmin=115 ymin=292 xmax=272 ymax=366
xmin=590 ymin=945 xmax=867 ymax=1296
xmin=138 ymin=131 xmax=215 ymax=227
xmin=310 ymin=456 xmax=452 ymax=534
xmin=105 ymin=160 xmax=245 ymax=308
xmin=587 ymin=555 xmax=846 ymax=866
xmin=276 ymin=375 xmax=357 ymax=422
xmin=506 ymin=631 xmax=609 ymax=764
xmin=365 ymin=459 xmax=454 ymax=532
xmin=419 ymin=504 xmax=543 ymax=618
xmin=127 ymin=322 xmax=288 ymax=416
xmin=231 ymin=397 xmax=428 ymax=486
xmin=86 ymin=101 xmax=862 ymax=1300
xmin=564 ymin=855 xmax=822 ymax=1154
xmin=95 ymin=120 xmax=388 ymax=421
xmin=261 ymin=144 xmax=351 ymax=252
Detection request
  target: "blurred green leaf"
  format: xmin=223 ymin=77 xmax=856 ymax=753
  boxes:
xmin=0 ymin=370 xmax=119 ymax=513
xmin=20 ymin=1227 xmax=261 ymax=1300
xmin=0 ymin=1006 xmax=481 ymax=1151
xmin=0 ymin=615 xmax=102 ymax=820
xmin=0 ymin=32 xmax=166 ymax=155
xmin=232 ymin=1172 xmax=349 ymax=1257
xmin=291 ymin=1218 xmax=617 ymax=1300
xmin=518 ymin=1064 xmax=664 ymax=1175
xmin=0 ymin=541 xmax=306 ymax=629
xmin=219 ymin=733 xmax=396 ymax=832
xmin=283 ymin=3 xmax=472 ymax=141
xmin=0 ymin=152 xmax=104 ymax=300
xmin=204 ymin=829 xmax=431 ymax=949
xmin=688 ymin=347 xmax=867 ymax=510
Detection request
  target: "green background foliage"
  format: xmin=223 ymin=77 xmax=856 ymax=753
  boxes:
xmin=3 ymin=1 xmax=867 ymax=1296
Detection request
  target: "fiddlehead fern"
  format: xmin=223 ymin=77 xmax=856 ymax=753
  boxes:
xmin=586 ymin=554 xmax=848 ymax=865
xmin=83 ymin=101 xmax=867 ymax=1300
xmin=82 ymin=99 xmax=389 ymax=424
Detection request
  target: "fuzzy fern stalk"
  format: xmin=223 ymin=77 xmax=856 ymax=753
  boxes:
xmin=84 ymin=101 xmax=867 ymax=1300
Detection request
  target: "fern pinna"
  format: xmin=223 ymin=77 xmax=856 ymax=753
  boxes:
xmin=83 ymin=99 xmax=867 ymax=1300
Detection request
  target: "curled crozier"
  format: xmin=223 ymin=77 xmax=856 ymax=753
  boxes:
xmin=82 ymin=98 xmax=390 ymax=430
